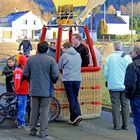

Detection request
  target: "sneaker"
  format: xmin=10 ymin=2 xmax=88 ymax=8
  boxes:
xmin=122 ymin=125 xmax=128 ymax=130
xmin=74 ymin=118 xmax=82 ymax=126
xmin=30 ymin=132 xmax=36 ymax=136
xmin=30 ymin=129 xmax=38 ymax=136
xmin=71 ymin=116 xmax=82 ymax=126
xmin=68 ymin=120 xmax=72 ymax=124
xmin=17 ymin=124 xmax=26 ymax=129
xmin=37 ymin=122 xmax=40 ymax=127
xmin=73 ymin=117 xmax=82 ymax=126
xmin=113 ymin=126 xmax=120 ymax=130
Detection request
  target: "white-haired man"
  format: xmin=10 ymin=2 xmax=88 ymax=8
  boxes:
xmin=104 ymin=41 xmax=132 ymax=130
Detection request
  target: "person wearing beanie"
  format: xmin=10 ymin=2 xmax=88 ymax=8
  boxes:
xmin=104 ymin=41 xmax=132 ymax=130
xmin=13 ymin=54 xmax=29 ymax=128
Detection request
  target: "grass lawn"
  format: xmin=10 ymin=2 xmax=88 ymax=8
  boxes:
xmin=101 ymin=69 xmax=111 ymax=107
xmin=0 ymin=72 xmax=5 ymax=85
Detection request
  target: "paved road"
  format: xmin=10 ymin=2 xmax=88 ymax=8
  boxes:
xmin=0 ymin=85 xmax=6 ymax=93
xmin=0 ymin=84 xmax=6 ymax=93
xmin=0 ymin=80 xmax=136 ymax=140
xmin=0 ymin=111 xmax=136 ymax=140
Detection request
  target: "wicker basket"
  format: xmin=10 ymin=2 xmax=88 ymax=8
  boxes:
xmin=54 ymin=70 xmax=102 ymax=120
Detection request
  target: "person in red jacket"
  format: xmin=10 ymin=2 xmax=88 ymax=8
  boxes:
xmin=13 ymin=54 xmax=29 ymax=128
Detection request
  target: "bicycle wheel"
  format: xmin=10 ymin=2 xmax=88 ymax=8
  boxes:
xmin=9 ymin=103 xmax=17 ymax=121
xmin=48 ymin=97 xmax=60 ymax=122
xmin=0 ymin=104 xmax=6 ymax=124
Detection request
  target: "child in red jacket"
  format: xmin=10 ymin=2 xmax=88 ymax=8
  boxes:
xmin=13 ymin=54 xmax=29 ymax=128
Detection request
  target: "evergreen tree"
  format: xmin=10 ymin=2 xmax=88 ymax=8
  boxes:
xmin=97 ymin=19 xmax=108 ymax=35
xmin=106 ymin=4 xmax=116 ymax=14
xmin=130 ymin=16 xmax=139 ymax=30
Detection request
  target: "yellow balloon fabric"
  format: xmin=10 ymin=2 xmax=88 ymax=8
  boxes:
xmin=52 ymin=0 xmax=88 ymax=11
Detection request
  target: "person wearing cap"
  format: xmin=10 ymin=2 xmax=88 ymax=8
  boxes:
xmin=22 ymin=41 xmax=59 ymax=138
xmin=104 ymin=41 xmax=132 ymax=130
xmin=124 ymin=42 xmax=140 ymax=140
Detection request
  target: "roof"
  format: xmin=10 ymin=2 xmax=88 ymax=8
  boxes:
xmin=0 ymin=11 xmax=29 ymax=27
xmin=84 ymin=14 xmax=127 ymax=31
xmin=48 ymin=18 xmax=57 ymax=25
xmin=74 ymin=6 xmax=85 ymax=11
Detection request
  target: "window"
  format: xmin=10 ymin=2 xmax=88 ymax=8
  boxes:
xmin=21 ymin=29 xmax=27 ymax=36
xmin=3 ymin=31 xmax=12 ymax=38
xmin=53 ymin=32 xmax=56 ymax=39
xmin=33 ymin=20 xmax=36 ymax=25
xmin=23 ymin=19 xmax=28 ymax=24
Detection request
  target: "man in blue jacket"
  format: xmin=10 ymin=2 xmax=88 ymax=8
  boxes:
xmin=124 ymin=42 xmax=140 ymax=140
xmin=104 ymin=41 xmax=132 ymax=130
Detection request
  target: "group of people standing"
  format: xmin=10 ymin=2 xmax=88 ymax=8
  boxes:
xmin=2 ymin=33 xmax=97 ymax=138
xmin=104 ymin=41 xmax=140 ymax=140
xmin=3 ymin=34 xmax=140 ymax=139
xmin=3 ymin=33 xmax=140 ymax=140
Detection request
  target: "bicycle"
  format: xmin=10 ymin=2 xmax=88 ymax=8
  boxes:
xmin=0 ymin=92 xmax=60 ymax=124
xmin=0 ymin=92 xmax=17 ymax=124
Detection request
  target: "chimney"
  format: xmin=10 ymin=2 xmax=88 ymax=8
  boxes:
xmin=116 ymin=11 xmax=121 ymax=17
xmin=14 ymin=8 xmax=18 ymax=13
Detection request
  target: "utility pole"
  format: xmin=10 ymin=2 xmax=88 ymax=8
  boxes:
xmin=131 ymin=0 xmax=133 ymax=44
xmin=104 ymin=1 xmax=106 ymax=22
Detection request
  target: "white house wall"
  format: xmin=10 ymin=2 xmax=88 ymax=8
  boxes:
xmin=46 ymin=27 xmax=78 ymax=41
xmin=120 ymin=15 xmax=130 ymax=26
xmin=12 ymin=11 xmax=45 ymax=41
xmin=107 ymin=24 xmax=134 ymax=35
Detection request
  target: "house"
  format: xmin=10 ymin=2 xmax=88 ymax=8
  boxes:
xmin=0 ymin=11 xmax=46 ymax=42
xmin=80 ymin=11 xmax=136 ymax=41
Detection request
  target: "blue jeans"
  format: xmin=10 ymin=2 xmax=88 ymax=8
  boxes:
xmin=63 ymin=81 xmax=81 ymax=121
xmin=130 ymin=97 xmax=140 ymax=140
xmin=17 ymin=95 xmax=27 ymax=126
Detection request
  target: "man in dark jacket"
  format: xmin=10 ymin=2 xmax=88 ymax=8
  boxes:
xmin=23 ymin=41 xmax=59 ymax=138
xmin=18 ymin=36 xmax=32 ymax=56
xmin=72 ymin=33 xmax=89 ymax=67
xmin=124 ymin=42 xmax=140 ymax=140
